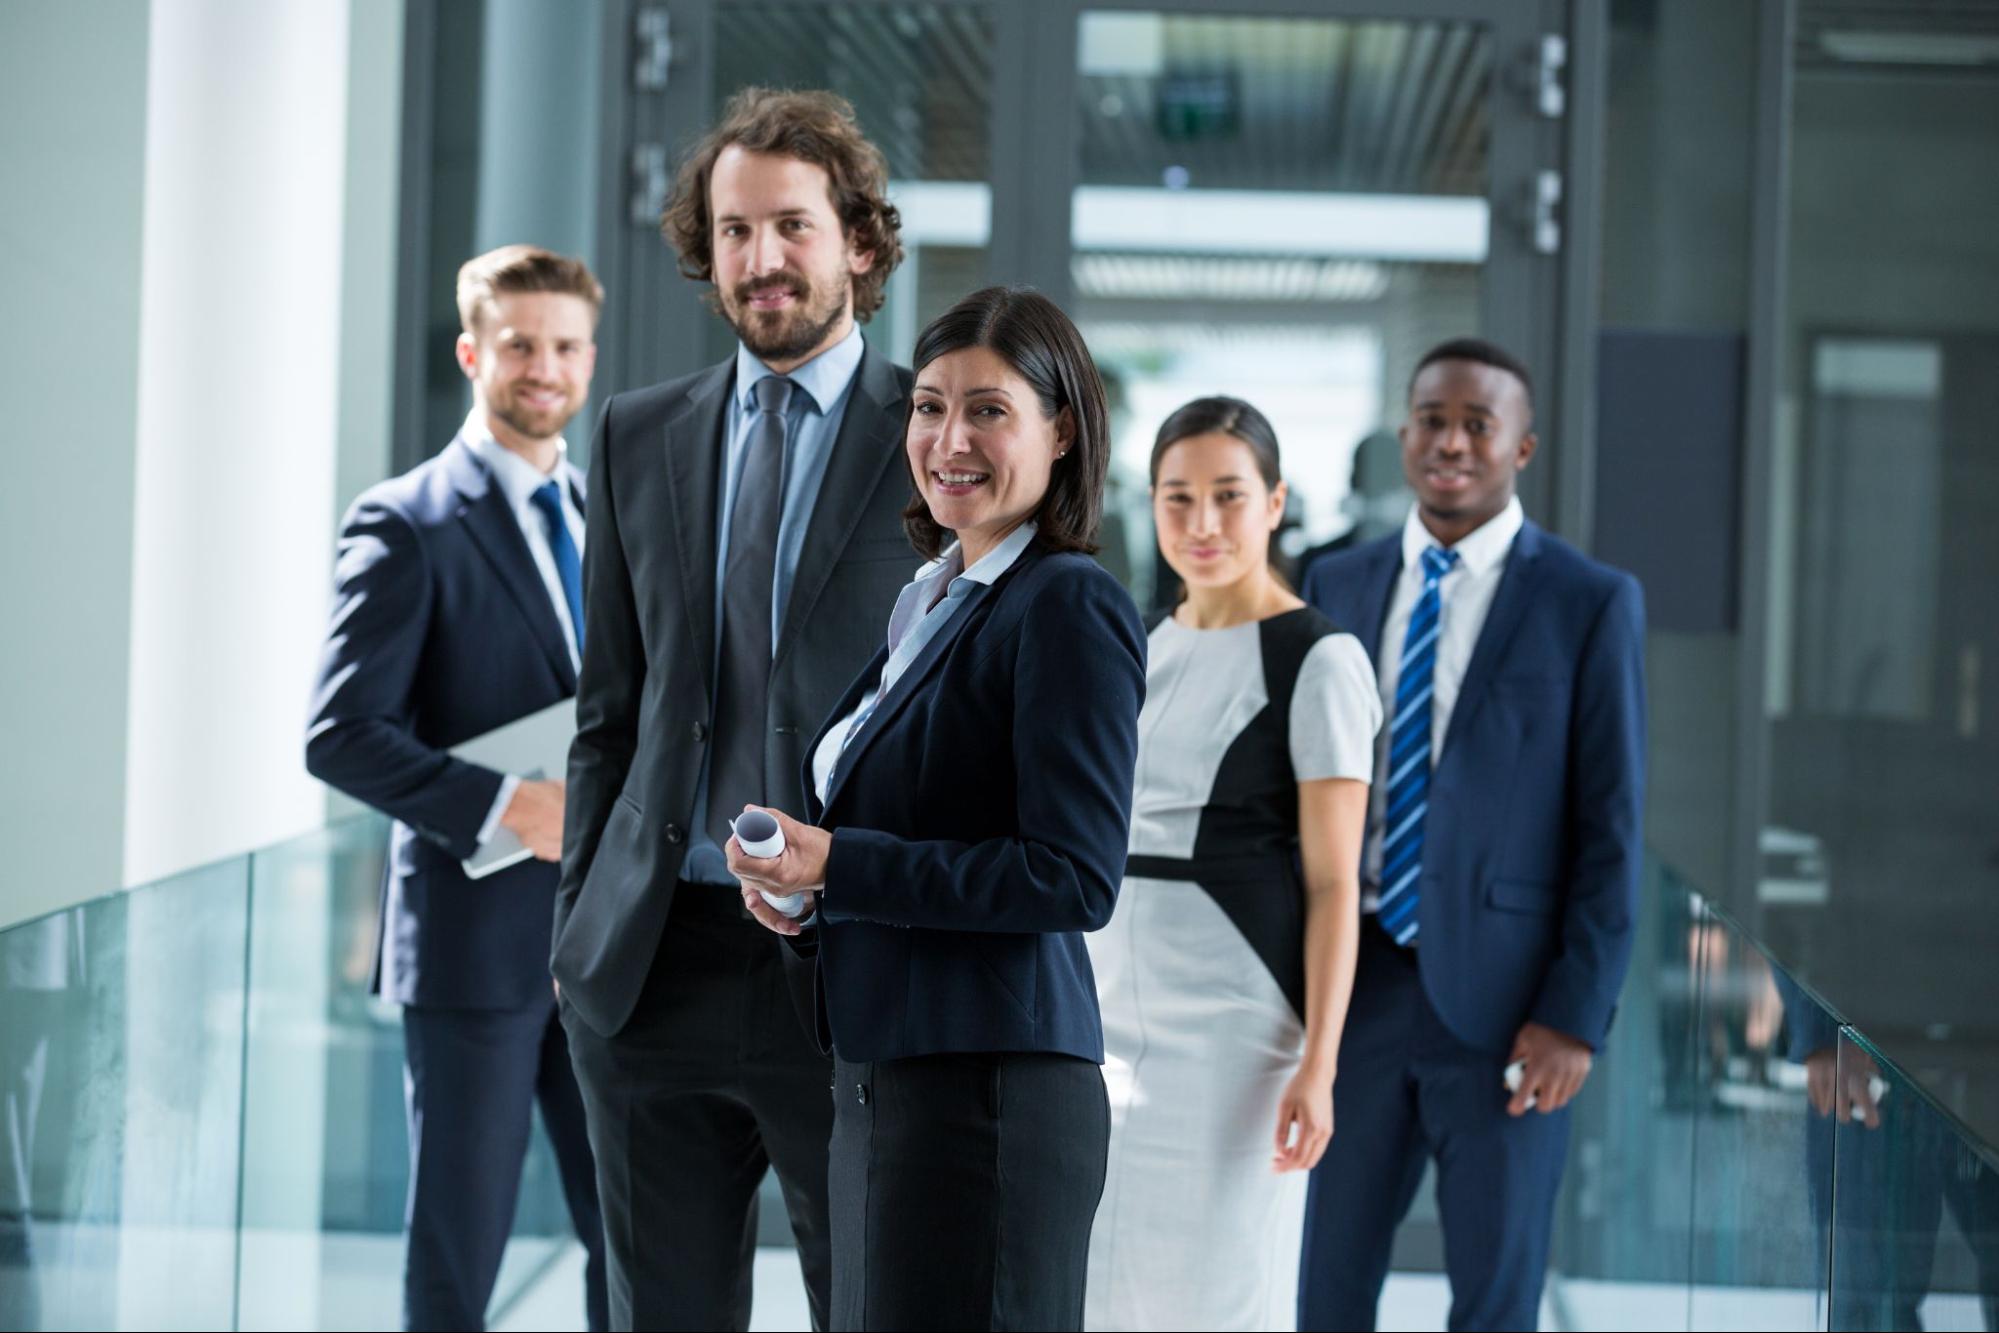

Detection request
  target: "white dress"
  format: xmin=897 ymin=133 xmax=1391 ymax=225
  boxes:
xmin=1084 ymin=607 xmax=1380 ymax=1332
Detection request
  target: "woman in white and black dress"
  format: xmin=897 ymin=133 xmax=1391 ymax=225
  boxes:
xmin=1085 ymin=398 xmax=1380 ymax=1332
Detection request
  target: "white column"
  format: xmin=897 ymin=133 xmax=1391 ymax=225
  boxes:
xmin=124 ymin=0 xmax=353 ymax=886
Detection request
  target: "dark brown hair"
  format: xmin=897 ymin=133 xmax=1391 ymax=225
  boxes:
xmin=455 ymin=245 xmax=604 ymax=334
xmin=659 ymin=87 xmax=904 ymax=321
xmin=903 ymin=287 xmax=1109 ymax=560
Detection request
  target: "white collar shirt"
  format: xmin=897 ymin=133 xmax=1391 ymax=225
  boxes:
xmin=1361 ymin=496 xmax=1525 ymax=909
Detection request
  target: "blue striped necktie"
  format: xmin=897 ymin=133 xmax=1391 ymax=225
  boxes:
xmin=530 ymin=479 xmax=585 ymax=655
xmin=1379 ymin=545 xmax=1460 ymax=946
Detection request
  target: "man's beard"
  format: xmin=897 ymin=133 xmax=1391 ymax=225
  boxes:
xmin=724 ymin=271 xmax=848 ymax=363
xmin=490 ymin=386 xmax=578 ymax=442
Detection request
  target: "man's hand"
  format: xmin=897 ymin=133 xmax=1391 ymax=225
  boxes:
xmin=499 ymin=778 xmax=566 ymax=861
xmin=1804 ymin=1047 xmax=1883 ymax=1128
xmin=1508 ymin=1021 xmax=1593 ymax=1116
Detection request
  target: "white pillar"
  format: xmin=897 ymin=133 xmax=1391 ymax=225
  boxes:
xmin=124 ymin=0 xmax=353 ymax=886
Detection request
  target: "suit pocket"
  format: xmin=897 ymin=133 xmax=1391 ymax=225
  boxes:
xmin=1485 ymin=877 xmax=1560 ymax=915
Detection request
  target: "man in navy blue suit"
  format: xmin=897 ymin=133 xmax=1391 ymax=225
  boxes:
xmin=306 ymin=246 xmax=608 ymax=1332
xmin=1298 ymin=338 xmax=1645 ymax=1330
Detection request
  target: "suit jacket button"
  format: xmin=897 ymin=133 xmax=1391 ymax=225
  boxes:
xmin=665 ymin=823 xmax=684 ymax=844
xmin=692 ymin=721 xmax=707 ymax=742
xmin=855 ymin=1084 xmax=868 ymax=1105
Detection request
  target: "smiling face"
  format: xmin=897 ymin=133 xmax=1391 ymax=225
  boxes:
xmin=1400 ymin=357 xmax=1536 ymax=542
xmin=455 ymin=291 xmax=598 ymax=448
xmin=708 ymin=145 xmax=873 ymax=371
xmin=906 ymin=345 xmax=1072 ymax=565
xmin=1153 ymin=432 xmax=1287 ymax=593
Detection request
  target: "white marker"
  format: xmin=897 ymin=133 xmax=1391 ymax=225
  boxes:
xmin=731 ymin=810 xmax=808 ymax=918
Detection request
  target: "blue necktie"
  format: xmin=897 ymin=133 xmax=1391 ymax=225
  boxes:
xmin=1378 ymin=545 xmax=1460 ymax=946
xmin=530 ymin=480 xmax=585 ymax=656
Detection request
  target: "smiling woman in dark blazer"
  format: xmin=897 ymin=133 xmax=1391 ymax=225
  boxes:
xmin=725 ymin=286 xmax=1145 ymax=1332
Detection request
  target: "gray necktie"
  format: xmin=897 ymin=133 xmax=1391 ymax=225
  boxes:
xmin=709 ymin=375 xmax=794 ymax=850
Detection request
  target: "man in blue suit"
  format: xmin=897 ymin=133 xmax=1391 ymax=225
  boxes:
xmin=1298 ymin=338 xmax=1645 ymax=1330
xmin=306 ymin=246 xmax=608 ymax=1332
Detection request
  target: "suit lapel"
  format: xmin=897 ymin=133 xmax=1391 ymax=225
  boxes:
xmin=447 ymin=439 xmax=576 ymax=691
xmin=773 ymin=344 xmax=909 ymax=671
xmin=802 ymin=644 xmax=891 ymax=825
xmin=820 ymin=571 xmax=1008 ymax=816
xmin=1353 ymin=537 xmax=1402 ymax=662
xmin=660 ymin=363 xmax=735 ymax=700
xmin=1440 ymin=520 xmax=1543 ymax=755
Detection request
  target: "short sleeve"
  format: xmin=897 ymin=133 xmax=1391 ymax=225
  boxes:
xmin=1289 ymin=632 xmax=1382 ymax=783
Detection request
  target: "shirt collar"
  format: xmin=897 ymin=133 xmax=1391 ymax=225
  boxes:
xmin=734 ymin=323 xmax=865 ymax=417
xmin=918 ymin=519 xmax=1040 ymax=593
xmin=462 ymin=409 xmax=573 ymax=512
xmin=1400 ymin=495 xmax=1524 ymax=578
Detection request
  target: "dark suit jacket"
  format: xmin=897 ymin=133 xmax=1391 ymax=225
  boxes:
xmin=1302 ymin=520 xmax=1646 ymax=1052
xmin=306 ymin=437 xmax=583 ymax=1010
xmin=785 ymin=546 xmax=1147 ymax=1066
xmin=553 ymin=343 xmax=917 ymax=1037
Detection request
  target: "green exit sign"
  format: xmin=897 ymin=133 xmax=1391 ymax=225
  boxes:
xmin=1156 ymin=72 xmax=1239 ymax=141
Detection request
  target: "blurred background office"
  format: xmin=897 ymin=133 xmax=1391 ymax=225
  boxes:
xmin=3 ymin=0 xmax=1998 ymax=1328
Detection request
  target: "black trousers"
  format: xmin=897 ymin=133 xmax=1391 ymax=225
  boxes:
xmin=829 ymin=1050 xmax=1110 ymax=1332
xmin=562 ymin=884 xmax=835 ymax=1331
xmin=401 ymin=998 xmax=609 ymax=1332
xmin=1298 ymin=920 xmax=1570 ymax=1332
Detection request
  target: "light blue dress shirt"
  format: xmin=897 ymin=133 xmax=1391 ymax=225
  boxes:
xmin=810 ymin=520 xmax=1042 ymax=808
xmin=682 ymin=325 xmax=868 ymax=884
xmin=461 ymin=414 xmax=586 ymax=848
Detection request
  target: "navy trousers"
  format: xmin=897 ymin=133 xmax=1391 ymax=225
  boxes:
xmin=402 ymin=999 xmax=608 ymax=1332
xmin=1298 ymin=921 xmax=1569 ymax=1332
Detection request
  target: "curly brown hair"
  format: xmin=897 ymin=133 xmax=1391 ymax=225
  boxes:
xmin=660 ymin=88 xmax=904 ymax=322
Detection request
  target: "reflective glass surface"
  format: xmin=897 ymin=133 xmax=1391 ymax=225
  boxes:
xmin=1831 ymin=1029 xmax=1999 ymax=1331
xmin=0 ymin=860 xmax=249 ymax=1331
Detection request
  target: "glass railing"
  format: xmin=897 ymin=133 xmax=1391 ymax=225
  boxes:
xmin=0 ymin=814 xmax=580 ymax=1331
xmin=3 ymin=826 xmax=1995 ymax=1330
xmin=1543 ymin=853 xmax=1999 ymax=1331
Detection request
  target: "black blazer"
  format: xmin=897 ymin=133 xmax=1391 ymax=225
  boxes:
xmin=787 ymin=545 xmax=1147 ymax=1065
xmin=553 ymin=344 xmax=916 ymax=1037
xmin=305 ymin=438 xmax=583 ymax=1009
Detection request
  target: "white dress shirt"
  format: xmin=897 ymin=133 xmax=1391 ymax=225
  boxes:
xmin=1361 ymin=496 xmax=1524 ymax=911
xmin=463 ymin=412 xmax=587 ymax=846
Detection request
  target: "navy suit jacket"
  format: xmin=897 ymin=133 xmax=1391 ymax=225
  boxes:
xmin=786 ymin=546 xmax=1147 ymax=1065
xmin=306 ymin=437 xmax=583 ymax=1009
xmin=1302 ymin=520 xmax=1646 ymax=1052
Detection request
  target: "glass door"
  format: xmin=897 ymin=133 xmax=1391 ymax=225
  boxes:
xmin=1058 ymin=3 xmax=1567 ymax=606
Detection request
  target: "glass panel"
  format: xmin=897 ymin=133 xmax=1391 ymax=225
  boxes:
xmin=1072 ymin=9 xmax=1488 ymax=608
xmin=1686 ymin=901 xmax=1830 ymax=1330
xmin=707 ymin=3 xmax=997 ymax=369
xmin=235 ymin=815 xmax=584 ymax=1331
xmin=2 ymin=860 xmax=250 ymax=1331
xmin=1544 ymin=856 xmax=1703 ymax=1329
xmin=1830 ymin=1029 xmax=1999 ymax=1332
xmin=1762 ymin=0 xmax=1999 ymax=1155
